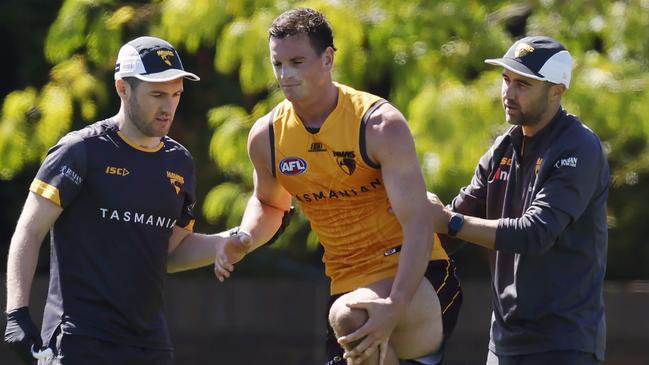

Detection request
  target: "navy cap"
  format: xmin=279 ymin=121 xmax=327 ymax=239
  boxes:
xmin=114 ymin=36 xmax=199 ymax=82
xmin=485 ymin=36 xmax=572 ymax=88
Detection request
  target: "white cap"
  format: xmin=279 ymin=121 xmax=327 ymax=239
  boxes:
xmin=485 ymin=36 xmax=572 ymax=88
xmin=114 ymin=36 xmax=199 ymax=82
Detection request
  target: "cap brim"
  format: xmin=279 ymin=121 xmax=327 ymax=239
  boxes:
xmin=484 ymin=58 xmax=545 ymax=82
xmin=132 ymin=69 xmax=200 ymax=82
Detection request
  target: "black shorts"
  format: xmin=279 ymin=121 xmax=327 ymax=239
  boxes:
xmin=40 ymin=329 xmax=173 ymax=365
xmin=325 ymin=259 xmax=462 ymax=365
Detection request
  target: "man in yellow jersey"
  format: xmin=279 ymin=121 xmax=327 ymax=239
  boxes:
xmin=213 ymin=8 xmax=461 ymax=365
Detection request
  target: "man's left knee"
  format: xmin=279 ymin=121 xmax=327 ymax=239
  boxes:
xmin=328 ymin=298 xmax=368 ymax=338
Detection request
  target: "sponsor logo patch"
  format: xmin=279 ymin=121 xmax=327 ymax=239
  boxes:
xmin=279 ymin=157 xmax=308 ymax=176
xmin=554 ymin=156 xmax=578 ymax=168
xmin=383 ymin=246 xmax=401 ymax=257
xmin=295 ymin=177 xmax=383 ymax=203
xmin=99 ymin=208 xmax=176 ymax=229
xmin=499 ymin=157 xmax=513 ymax=166
xmin=308 ymin=142 xmax=327 ymax=152
xmin=105 ymin=166 xmax=130 ymax=177
xmin=61 ymin=165 xmax=83 ymax=185
xmin=494 ymin=167 xmax=510 ymax=182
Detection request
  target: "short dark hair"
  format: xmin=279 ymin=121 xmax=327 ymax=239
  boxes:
xmin=122 ymin=77 xmax=142 ymax=90
xmin=268 ymin=8 xmax=336 ymax=54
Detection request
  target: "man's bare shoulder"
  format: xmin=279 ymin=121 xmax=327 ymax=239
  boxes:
xmin=249 ymin=112 xmax=273 ymax=141
xmin=365 ymin=103 xmax=412 ymax=147
xmin=247 ymin=111 xmax=277 ymax=173
xmin=248 ymin=111 xmax=275 ymax=153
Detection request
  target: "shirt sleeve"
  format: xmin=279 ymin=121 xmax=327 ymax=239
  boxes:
xmin=450 ymin=139 xmax=502 ymax=217
xmin=438 ymin=142 xmax=496 ymax=254
xmin=496 ymin=132 xmax=609 ymax=254
xmin=175 ymin=156 xmax=196 ymax=232
xmin=30 ymin=134 xmax=87 ymax=208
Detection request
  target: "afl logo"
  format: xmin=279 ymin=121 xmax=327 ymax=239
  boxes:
xmin=279 ymin=157 xmax=308 ymax=176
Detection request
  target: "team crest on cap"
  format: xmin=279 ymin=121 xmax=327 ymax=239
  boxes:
xmin=515 ymin=43 xmax=535 ymax=58
xmin=157 ymin=50 xmax=175 ymax=66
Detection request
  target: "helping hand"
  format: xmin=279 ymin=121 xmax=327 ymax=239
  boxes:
xmin=214 ymin=229 xmax=252 ymax=282
xmin=4 ymin=307 xmax=42 ymax=364
xmin=337 ymin=298 xmax=404 ymax=365
xmin=427 ymin=192 xmax=450 ymax=234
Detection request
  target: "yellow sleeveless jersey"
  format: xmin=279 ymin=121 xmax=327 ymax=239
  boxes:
xmin=271 ymin=83 xmax=448 ymax=294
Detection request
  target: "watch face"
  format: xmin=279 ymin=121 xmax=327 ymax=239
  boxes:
xmin=448 ymin=213 xmax=464 ymax=236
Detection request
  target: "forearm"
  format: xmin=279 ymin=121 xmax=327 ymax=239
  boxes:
xmin=452 ymin=207 xmax=565 ymax=253
xmin=455 ymin=215 xmax=498 ymax=250
xmin=6 ymin=230 xmax=42 ymax=311
xmin=167 ymin=231 xmax=227 ymax=273
xmin=239 ymin=195 xmax=286 ymax=251
xmin=389 ymin=220 xmax=434 ymax=306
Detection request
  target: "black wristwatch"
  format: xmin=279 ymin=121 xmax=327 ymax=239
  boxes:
xmin=447 ymin=213 xmax=464 ymax=237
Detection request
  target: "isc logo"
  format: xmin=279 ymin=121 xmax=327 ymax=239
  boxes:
xmin=105 ymin=166 xmax=130 ymax=176
xmin=279 ymin=157 xmax=307 ymax=176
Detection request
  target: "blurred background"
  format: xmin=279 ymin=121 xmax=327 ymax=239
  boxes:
xmin=0 ymin=0 xmax=648 ymax=364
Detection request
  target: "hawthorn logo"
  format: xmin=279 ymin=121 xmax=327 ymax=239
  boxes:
xmin=514 ymin=43 xmax=535 ymax=58
xmin=157 ymin=50 xmax=175 ymax=66
xmin=535 ymin=158 xmax=543 ymax=175
xmin=333 ymin=151 xmax=356 ymax=176
xmin=167 ymin=171 xmax=184 ymax=194
xmin=279 ymin=157 xmax=307 ymax=176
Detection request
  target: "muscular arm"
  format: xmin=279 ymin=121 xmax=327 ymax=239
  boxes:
xmin=239 ymin=115 xmax=292 ymax=250
xmin=338 ymin=104 xmax=438 ymax=362
xmin=167 ymin=115 xmax=293 ymax=275
xmin=366 ymin=104 xmax=434 ymax=309
xmin=212 ymin=114 xmax=292 ymax=281
xmin=6 ymin=193 xmax=62 ymax=311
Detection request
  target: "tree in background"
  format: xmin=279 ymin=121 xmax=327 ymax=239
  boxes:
xmin=1 ymin=0 xmax=648 ymax=279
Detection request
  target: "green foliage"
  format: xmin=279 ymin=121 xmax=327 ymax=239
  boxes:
xmin=203 ymin=182 xmax=249 ymax=227
xmin=207 ymin=105 xmax=253 ymax=181
xmin=408 ymin=73 xmax=506 ymax=200
xmin=156 ymin=0 xmax=227 ymax=52
xmin=0 ymin=54 xmax=106 ymax=178
xmin=0 ymin=89 xmax=37 ymax=179
xmin=214 ymin=9 xmax=277 ymax=94
xmin=2 ymin=0 xmax=649 ymax=278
